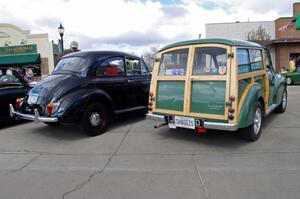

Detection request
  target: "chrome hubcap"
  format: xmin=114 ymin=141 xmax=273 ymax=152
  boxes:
xmin=287 ymin=78 xmax=292 ymax=85
xmin=282 ymin=91 xmax=287 ymax=108
xmin=282 ymin=91 xmax=287 ymax=109
xmin=90 ymin=112 xmax=101 ymax=127
xmin=254 ymin=108 xmax=262 ymax=135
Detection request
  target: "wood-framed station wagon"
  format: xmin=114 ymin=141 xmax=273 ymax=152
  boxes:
xmin=147 ymin=39 xmax=287 ymax=141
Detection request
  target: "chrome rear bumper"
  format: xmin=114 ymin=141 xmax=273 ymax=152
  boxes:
xmin=146 ymin=113 xmax=238 ymax=131
xmin=9 ymin=104 xmax=58 ymax=123
xmin=146 ymin=113 xmax=165 ymax=122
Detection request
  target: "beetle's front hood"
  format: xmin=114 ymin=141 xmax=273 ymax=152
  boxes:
xmin=29 ymin=74 xmax=84 ymax=104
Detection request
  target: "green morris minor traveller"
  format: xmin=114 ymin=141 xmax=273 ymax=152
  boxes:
xmin=147 ymin=39 xmax=287 ymax=141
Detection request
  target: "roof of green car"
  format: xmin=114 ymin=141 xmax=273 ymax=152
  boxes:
xmin=158 ymin=38 xmax=262 ymax=52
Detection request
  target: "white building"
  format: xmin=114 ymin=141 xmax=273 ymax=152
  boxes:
xmin=0 ymin=23 xmax=54 ymax=76
xmin=206 ymin=21 xmax=275 ymax=40
xmin=206 ymin=21 xmax=276 ymax=66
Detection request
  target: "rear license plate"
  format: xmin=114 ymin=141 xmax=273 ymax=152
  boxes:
xmin=175 ymin=116 xmax=195 ymax=129
xmin=27 ymin=94 xmax=39 ymax=104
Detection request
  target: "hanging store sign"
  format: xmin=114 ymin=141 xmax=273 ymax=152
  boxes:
xmin=0 ymin=44 xmax=37 ymax=56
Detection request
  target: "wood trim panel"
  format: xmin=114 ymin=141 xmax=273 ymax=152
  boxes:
xmin=229 ymin=47 xmax=238 ymax=125
xmin=238 ymin=70 xmax=266 ymax=80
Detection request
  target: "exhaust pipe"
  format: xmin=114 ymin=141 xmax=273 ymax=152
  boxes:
xmin=154 ymin=122 xmax=168 ymax=129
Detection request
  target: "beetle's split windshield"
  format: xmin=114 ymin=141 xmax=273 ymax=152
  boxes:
xmin=53 ymin=57 xmax=90 ymax=76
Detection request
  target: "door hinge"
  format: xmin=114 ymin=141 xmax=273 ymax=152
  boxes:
xmin=228 ymin=53 xmax=234 ymax=59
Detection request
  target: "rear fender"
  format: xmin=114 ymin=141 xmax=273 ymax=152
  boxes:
xmin=54 ymin=89 xmax=113 ymax=122
xmin=273 ymin=74 xmax=287 ymax=105
xmin=238 ymin=83 xmax=265 ymax=129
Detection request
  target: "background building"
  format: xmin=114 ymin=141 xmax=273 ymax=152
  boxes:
xmin=206 ymin=3 xmax=300 ymax=71
xmin=206 ymin=21 xmax=275 ymax=40
xmin=0 ymin=23 xmax=54 ymax=77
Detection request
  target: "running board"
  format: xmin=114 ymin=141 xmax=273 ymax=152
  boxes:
xmin=266 ymin=104 xmax=278 ymax=115
xmin=114 ymin=106 xmax=147 ymax=114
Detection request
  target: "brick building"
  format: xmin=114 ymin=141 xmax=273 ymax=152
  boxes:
xmin=272 ymin=3 xmax=300 ymax=70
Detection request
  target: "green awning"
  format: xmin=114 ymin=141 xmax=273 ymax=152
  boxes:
xmin=0 ymin=54 xmax=40 ymax=65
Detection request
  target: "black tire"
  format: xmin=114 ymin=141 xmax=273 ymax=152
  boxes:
xmin=44 ymin=122 xmax=61 ymax=126
xmin=241 ymin=102 xmax=263 ymax=142
xmin=286 ymin=77 xmax=293 ymax=85
xmin=275 ymin=88 xmax=287 ymax=113
xmin=81 ymin=103 xmax=109 ymax=136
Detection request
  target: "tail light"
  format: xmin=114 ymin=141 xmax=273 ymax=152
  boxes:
xmin=15 ymin=98 xmax=23 ymax=108
xmin=47 ymin=103 xmax=54 ymax=114
xmin=148 ymin=92 xmax=155 ymax=111
xmin=229 ymin=96 xmax=236 ymax=102
xmin=196 ymin=127 xmax=207 ymax=134
xmin=228 ymin=96 xmax=236 ymax=121
xmin=46 ymin=103 xmax=59 ymax=115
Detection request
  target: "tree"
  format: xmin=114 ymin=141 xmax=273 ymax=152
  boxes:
xmin=246 ymin=25 xmax=271 ymax=41
xmin=141 ymin=46 xmax=159 ymax=70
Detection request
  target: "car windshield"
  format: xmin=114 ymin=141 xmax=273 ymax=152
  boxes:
xmin=53 ymin=57 xmax=90 ymax=77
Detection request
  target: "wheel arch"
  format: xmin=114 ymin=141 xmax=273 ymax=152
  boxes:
xmin=56 ymin=89 xmax=114 ymax=122
xmin=238 ymin=83 xmax=265 ymax=129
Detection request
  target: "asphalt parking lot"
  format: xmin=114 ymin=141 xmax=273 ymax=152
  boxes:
xmin=0 ymin=86 xmax=299 ymax=199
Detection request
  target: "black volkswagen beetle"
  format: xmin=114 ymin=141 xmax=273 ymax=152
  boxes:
xmin=10 ymin=51 xmax=151 ymax=136
xmin=0 ymin=67 xmax=31 ymax=123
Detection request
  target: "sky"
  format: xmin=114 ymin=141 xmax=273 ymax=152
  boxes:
xmin=0 ymin=0 xmax=298 ymax=55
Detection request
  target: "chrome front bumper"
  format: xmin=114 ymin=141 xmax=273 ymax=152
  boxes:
xmin=9 ymin=104 xmax=58 ymax=123
xmin=146 ymin=113 xmax=238 ymax=131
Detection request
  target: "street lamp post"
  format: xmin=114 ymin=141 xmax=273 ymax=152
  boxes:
xmin=57 ymin=23 xmax=65 ymax=52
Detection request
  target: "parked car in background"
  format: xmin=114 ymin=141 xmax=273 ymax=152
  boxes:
xmin=147 ymin=39 xmax=287 ymax=142
xmin=10 ymin=51 xmax=151 ymax=136
xmin=281 ymin=69 xmax=300 ymax=85
xmin=22 ymin=65 xmax=41 ymax=77
xmin=0 ymin=67 xmax=31 ymax=123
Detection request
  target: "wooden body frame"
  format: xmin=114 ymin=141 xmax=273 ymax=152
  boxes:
xmin=150 ymin=44 xmax=272 ymax=126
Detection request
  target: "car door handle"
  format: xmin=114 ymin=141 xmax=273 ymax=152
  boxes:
xmin=127 ymin=79 xmax=134 ymax=83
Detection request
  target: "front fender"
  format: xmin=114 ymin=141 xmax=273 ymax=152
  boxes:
xmin=273 ymin=74 xmax=286 ymax=105
xmin=238 ymin=83 xmax=265 ymax=129
xmin=53 ymin=89 xmax=113 ymax=122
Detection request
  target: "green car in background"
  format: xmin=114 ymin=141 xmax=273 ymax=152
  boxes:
xmin=282 ymin=70 xmax=300 ymax=85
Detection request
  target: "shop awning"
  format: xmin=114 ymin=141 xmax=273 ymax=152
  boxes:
xmin=0 ymin=54 xmax=41 ymax=65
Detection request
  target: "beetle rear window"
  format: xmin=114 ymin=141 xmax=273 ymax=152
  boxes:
xmin=159 ymin=49 xmax=189 ymax=76
xmin=54 ymin=57 xmax=90 ymax=76
xmin=192 ymin=47 xmax=227 ymax=75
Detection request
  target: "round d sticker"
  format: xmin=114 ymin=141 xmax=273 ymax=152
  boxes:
xmin=218 ymin=66 xmax=226 ymax=75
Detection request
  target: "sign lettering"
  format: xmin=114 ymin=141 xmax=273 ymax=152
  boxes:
xmin=0 ymin=44 xmax=37 ymax=56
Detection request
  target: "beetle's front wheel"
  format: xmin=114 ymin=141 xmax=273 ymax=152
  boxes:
xmin=81 ymin=103 xmax=109 ymax=136
xmin=241 ymin=102 xmax=263 ymax=142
